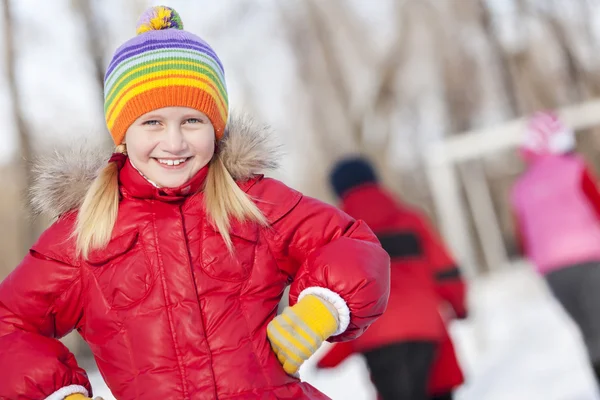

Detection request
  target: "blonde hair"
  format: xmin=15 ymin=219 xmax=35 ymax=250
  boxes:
xmin=204 ymin=155 xmax=267 ymax=250
xmin=75 ymin=145 xmax=267 ymax=258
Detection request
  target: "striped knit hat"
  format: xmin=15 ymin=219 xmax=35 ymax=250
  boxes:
xmin=104 ymin=6 xmax=228 ymax=145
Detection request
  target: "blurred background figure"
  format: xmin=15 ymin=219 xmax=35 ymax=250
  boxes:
xmin=511 ymin=111 xmax=600 ymax=386
xmin=316 ymin=158 xmax=467 ymax=400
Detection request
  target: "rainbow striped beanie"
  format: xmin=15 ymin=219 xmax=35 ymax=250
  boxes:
xmin=104 ymin=6 xmax=228 ymax=145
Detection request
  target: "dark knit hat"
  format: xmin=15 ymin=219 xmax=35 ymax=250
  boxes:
xmin=330 ymin=157 xmax=378 ymax=198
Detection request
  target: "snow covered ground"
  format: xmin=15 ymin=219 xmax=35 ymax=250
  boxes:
xmin=88 ymin=262 xmax=600 ymax=400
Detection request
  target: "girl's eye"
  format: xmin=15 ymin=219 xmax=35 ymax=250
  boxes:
xmin=184 ymin=118 xmax=203 ymax=124
xmin=143 ymin=120 xmax=160 ymax=126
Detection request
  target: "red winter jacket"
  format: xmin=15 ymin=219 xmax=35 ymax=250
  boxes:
xmin=0 ymin=115 xmax=390 ymax=400
xmin=317 ymin=184 xmax=466 ymax=393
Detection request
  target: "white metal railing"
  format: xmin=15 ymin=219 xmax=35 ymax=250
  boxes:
xmin=425 ymin=99 xmax=600 ymax=277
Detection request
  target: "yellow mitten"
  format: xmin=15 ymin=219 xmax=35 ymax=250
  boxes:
xmin=267 ymin=294 xmax=339 ymax=375
xmin=65 ymin=394 xmax=103 ymax=400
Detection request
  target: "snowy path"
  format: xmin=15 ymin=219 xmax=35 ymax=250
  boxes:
xmin=88 ymin=263 xmax=600 ymax=400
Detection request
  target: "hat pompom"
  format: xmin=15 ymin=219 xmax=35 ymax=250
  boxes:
xmin=136 ymin=6 xmax=183 ymax=35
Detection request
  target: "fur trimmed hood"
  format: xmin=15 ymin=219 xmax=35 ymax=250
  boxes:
xmin=30 ymin=112 xmax=281 ymax=218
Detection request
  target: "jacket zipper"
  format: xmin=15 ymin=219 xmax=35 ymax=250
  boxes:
xmin=179 ymin=204 xmax=219 ymax=399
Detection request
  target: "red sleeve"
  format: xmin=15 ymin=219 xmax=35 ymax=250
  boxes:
xmin=0 ymin=220 xmax=91 ymax=399
xmin=316 ymin=342 xmax=356 ymax=369
xmin=258 ymin=178 xmax=391 ymax=342
xmin=417 ymin=217 xmax=467 ymax=319
xmin=581 ymin=164 xmax=600 ymax=220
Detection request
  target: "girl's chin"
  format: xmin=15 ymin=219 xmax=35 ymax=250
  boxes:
xmin=156 ymin=180 xmax=188 ymax=189
xmin=148 ymin=169 xmax=192 ymax=188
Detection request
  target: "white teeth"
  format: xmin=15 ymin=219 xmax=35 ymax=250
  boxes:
xmin=157 ymin=158 xmax=187 ymax=166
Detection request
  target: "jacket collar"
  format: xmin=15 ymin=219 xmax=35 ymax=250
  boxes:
xmin=119 ymin=158 xmax=209 ymax=202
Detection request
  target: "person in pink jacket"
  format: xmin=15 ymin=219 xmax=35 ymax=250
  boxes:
xmin=511 ymin=111 xmax=600 ymax=384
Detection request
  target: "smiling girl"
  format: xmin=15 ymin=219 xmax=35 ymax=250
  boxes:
xmin=124 ymin=108 xmax=216 ymax=189
xmin=0 ymin=6 xmax=389 ymax=400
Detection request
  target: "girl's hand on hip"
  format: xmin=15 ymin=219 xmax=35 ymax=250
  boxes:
xmin=267 ymin=294 xmax=339 ymax=375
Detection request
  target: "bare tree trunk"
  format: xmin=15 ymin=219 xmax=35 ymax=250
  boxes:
xmin=436 ymin=1 xmax=481 ymax=134
xmin=302 ymin=0 xmax=362 ymax=148
xmin=277 ymin=0 xmax=416 ymax=195
xmin=2 ymin=0 xmax=36 ymax=254
xmin=360 ymin=0 xmax=412 ymax=190
xmin=72 ymin=0 xmax=106 ymax=122
xmin=534 ymin=4 xmax=582 ymax=103
xmin=479 ymin=0 xmax=521 ymax=116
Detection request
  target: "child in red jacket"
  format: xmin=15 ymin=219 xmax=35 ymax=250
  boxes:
xmin=0 ymin=8 xmax=390 ymax=400
xmin=317 ymin=158 xmax=467 ymax=400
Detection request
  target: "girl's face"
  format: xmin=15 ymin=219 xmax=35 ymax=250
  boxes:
xmin=125 ymin=107 xmax=215 ymax=188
